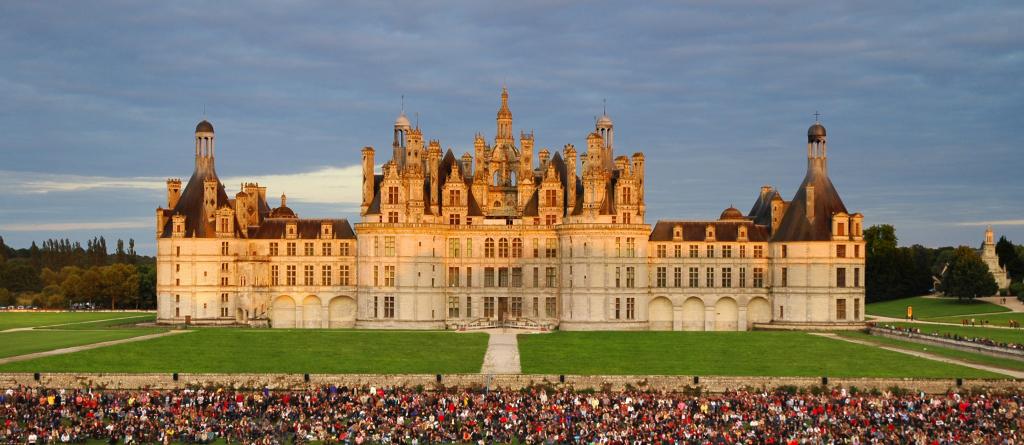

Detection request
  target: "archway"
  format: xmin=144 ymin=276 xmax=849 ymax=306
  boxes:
xmin=328 ymin=296 xmax=357 ymax=328
xmin=235 ymin=308 xmax=245 ymax=323
xmin=272 ymin=295 xmax=296 ymax=329
xmin=747 ymin=297 xmax=771 ymax=329
xmin=714 ymin=297 xmax=739 ymax=331
xmin=681 ymin=297 xmax=705 ymax=331
xmin=302 ymin=295 xmax=322 ymax=329
xmin=648 ymin=297 xmax=673 ymax=331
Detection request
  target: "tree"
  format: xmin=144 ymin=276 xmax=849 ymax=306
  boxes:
xmin=0 ymin=260 xmax=41 ymax=293
xmin=995 ymin=236 xmax=1023 ymax=281
xmin=940 ymin=246 xmax=998 ymax=301
xmin=864 ymin=225 xmax=898 ymax=255
xmin=136 ymin=263 xmax=157 ymax=309
xmin=99 ymin=263 xmax=139 ymax=309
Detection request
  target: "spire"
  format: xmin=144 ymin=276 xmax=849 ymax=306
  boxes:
xmin=496 ymin=87 xmax=513 ymax=145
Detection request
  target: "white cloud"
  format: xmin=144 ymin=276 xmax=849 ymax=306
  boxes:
xmin=0 ymin=218 xmax=153 ymax=232
xmin=955 ymin=220 xmax=1024 ymax=227
xmin=0 ymin=170 xmax=165 ymax=194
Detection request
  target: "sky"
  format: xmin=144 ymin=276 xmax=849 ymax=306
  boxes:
xmin=0 ymin=1 xmax=1021 ymax=255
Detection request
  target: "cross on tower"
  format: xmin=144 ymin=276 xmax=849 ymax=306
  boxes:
xmin=813 ymin=111 xmax=821 ymax=122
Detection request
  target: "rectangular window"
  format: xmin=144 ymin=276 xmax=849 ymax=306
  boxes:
xmin=220 ymin=276 xmax=228 ymax=286
xmin=689 ymin=267 xmax=699 ymax=287
xmin=322 ymin=242 xmax=333 ymax=256
xmin=304 ymin=242 xmax=314 ymax=256
xmin=689 ymin=244 xmax=699 ymax=258
xmin=753 ymin=267 xmax=765 ymax=288
xmin=656 ymin=267 xmax=667 ymax=288
xmin=656 ymin=244 xmax=666 ymax=258
xmin=739 ymin=245 xmax=746 ymax=258
xmin=533 ymin=267 xmax=539 ymax=288
xmin=706 ymin=245 xmax=714 ymax=258
xmin=466 ymin=238 xmax=473 ymax=257
xmin=706 ymin=268 xmax=715 ymax=287
xmin=781 ymin=245 xmax=788 ymax=258
xmin=626 ymin=298 xmax=636 ymax=320
xmin=287 ymin=242 xmax=296 ymax=256
xmin=384 ymin=236 xmax=396 ymax=257
xmin=221 ymin=262 xmax=229 ymax=272
xmin=615 ymin=267 xmax=621 ymax=288
xmin=384 ymin=265 xmax=396 ymax=287
xmin=449 ymin=213 xmax=461 ymax=225
xmin=625 ymin=267 xmax=635 ymax=288
xmin=387 ymin=186 xmax=399 ymax=204
xmin=673 ymin=267 xmax=682 ymax=287
xmin=837 ymin=267 xmax=846 ymax=288
xmin=373 ymin=296 xmax=379 ymax=318
xmin=854 ymin=298 xmax=861 ymax=319
xmin=466 ymin=267 xmax=473 ymax=287
xmin=674 ymin=245 xmax=682 ymax=258
xmin=511 ymin=297 xmax=523 ymax=318
xmin=753 ymin=245 xmax=763 ymax=258
xmin=466 ymin=296 xmax=473 ymax=318
xmin=484 ymin=297 xmax=495 ymax=318
xmin=614 ymin=298 xmax=621 ymax=319
xmin=498 ymin=267 xmax=509 ymax=287
xmin=340 ymin=242 xmax=350 ymax=256
xmin=546 ymin=267 xmax=558 ymax=288
xmin=545 ymin=297 xmax=556 ymax=318
xmin=836 ymin=298 xmax=847 ymax=320
xmin=615 ymin=237 xmax=621 ymax=257
xmin=304 ymin=265 xmax=314 ymax=286
xmin=321 ymin=265 xmax=332 ymax=286
xmin=836 ymin=245 xmax=846 ymax=258
xmin=484 ymin=267 xmax=495 ymax=287
xmin=286 ymin=265 xmax=296 ymax=286
xmin=384 ymin=296 xmax=395 ymax=318
xmin=340 ymin=265 xmax=350 ymax=286
xmin=722 ymin=267 xmax=732 ymax=288
xmin=533 ymin=297 xmax=539 ymax=317
xmin=545 ymin=238 xmax=558 ymax=258
xmin=854 ymin=267 xmax=861 ymax=287
xmin=511 ymin=267 xmax=522 ymax=287
xmin=270 ymin=243 xmax=279 ymax=256
xmin=448 ymin=238 xmax=460 ymax=258
xmin=722 ymin=245 xmax=732 ymax=258
xmin=854 ymin=245 xmax=860 ymax=258
xmin=373 ymin=265 xmax=379 ymax=286
xmin=626 ymin=238 xmax=636 ymax=257
xmin=448 ymin=266 xmax=460 ymax=287
xmin=271 ymin=265 xmax=279 ymax=285
xmin=781 ymin=267 xmax=788 ymax=287
xmin=739 ymin=267 xmax=746 ymax=288
xmin=448 ymin=296 xmax=460 ymax=318
xmin=221 ymin=242 xmax=229 ymax=256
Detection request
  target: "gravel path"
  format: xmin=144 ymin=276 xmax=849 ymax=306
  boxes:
xmin=0 ymin=330 xmax=191 ymax=365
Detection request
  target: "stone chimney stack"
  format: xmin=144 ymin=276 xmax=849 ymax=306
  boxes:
xmin=166 ymin=178 xmax=182 ymax=208
xmin=203 ymin=178 xmax=218 ymax=218
xmin=564 ymin=145 xmax=577 ymax=210
xmin=362 ymin=146 xmax=375 ymax=213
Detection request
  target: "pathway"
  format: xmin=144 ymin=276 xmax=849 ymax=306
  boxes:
xmin=870 ymin=315 xmax=1024 ymax=329
xmin=480 ymin=329 xmax=522 ymax=374
xmin=812 ymin=333 xmax=1024 ymax=379
xmin=0 ymin=330 xmax=191 ymax=365
xmin=0 ymin=315 xmax=155 ymax=333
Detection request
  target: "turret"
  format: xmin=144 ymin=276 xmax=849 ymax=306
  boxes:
xmin=166 ymin=178 xmax=182 ymax=208
xmin=585 ymin=132 xmax=603 ymax=172
xmin=807 ymin=119 xmax=827 ymax=172
xmin=195 ymin=120 xmax=215 ymax=168
xmin=495 ymin=87 xmax=513 ymax=146
xmin=631 ymin=152 xmax=645 ymax=204
xmin=473 ymin=133 xmax=487 ymax=173
xmin=393 ymin=110 xmax=411 ymax=168
xmin=461 ymin=152 xmax=473 ymax=176
xmin=520 ymin=131 xmax=534 ymax=177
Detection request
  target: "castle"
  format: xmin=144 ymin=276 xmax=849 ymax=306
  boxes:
xmin=156 ymin=89 xmax=866 ymax=330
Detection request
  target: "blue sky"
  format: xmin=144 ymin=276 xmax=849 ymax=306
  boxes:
xmin=1 ymin=1 xmax=1021 ymax=254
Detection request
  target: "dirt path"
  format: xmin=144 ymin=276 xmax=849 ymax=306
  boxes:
xmin=811 ymin=333 xmax=1024 ymax=379
xmin=480 ymin=329 xmax=522 ymax=374
xmin=0 ymin=315 xmax=155 ymax=333
xmin=0 ymin=330 xmax=191 ymax=365
xmin=870 ymin=315 xmax=1023 ymax=329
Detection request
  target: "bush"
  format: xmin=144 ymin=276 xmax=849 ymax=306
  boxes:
xmin=1009 ymin=281 xmax=1023 ymax=298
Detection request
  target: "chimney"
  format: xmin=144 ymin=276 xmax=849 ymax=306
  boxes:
xmin=166 ymin=178 xmax=182 ymax=208
xmin=203 ymin=178 xmax=218 ymax=217
xmin=564 ymin=145 xmax=577 ymax=210
xmin=362 ymin=147 xmax=375 ymax=210
xmin=538 ymin=148 xmax=550 ymax=170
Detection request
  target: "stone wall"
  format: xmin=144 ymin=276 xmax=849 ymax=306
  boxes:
xmin=0 ymin=373 xmax=1016 ymax=394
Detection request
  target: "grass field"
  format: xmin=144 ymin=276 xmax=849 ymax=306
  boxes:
xmin=0 ymin=329 xmax=489 ymax=374
xmin=925 ymin=312 xmax=1024 ymax=327
xmin=0 ymin=328 xmax=166 ymax=358
xmin=866 ymin=296 xmax=1010 ymax=319
xmin=885 ymin=322 xmax=1024 ymax=345
xmin=838 ymin=331 xmax=1024 ymax=374
xmin=516 ymin=331 xmax=1002 ymax=378
xmin=0 ymin=311 xmax=155 ymax=330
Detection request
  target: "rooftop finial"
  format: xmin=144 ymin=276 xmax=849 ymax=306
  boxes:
xmin=401 ymin=94 xmax=405 ymax=114
xmin=603 ymin=98 xmax=607 ymax=116
xmin=813 ymin=110 xmax=821 ymax=122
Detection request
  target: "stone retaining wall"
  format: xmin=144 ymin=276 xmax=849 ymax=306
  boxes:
xmin=0 ymin=373 xmax=1017 ymax=394
xmin=870 ymin=328 xmax=1024 ymax=360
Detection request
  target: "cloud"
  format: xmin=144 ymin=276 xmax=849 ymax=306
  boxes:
xmin=955 ymin=220 xmax=1024 ymax=227
xmin=0 ymin=170 xmax=165 ymax=194
xmin=0 ymin=218 xmax=153 ymax=232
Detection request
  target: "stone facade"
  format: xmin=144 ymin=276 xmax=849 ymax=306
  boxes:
xmin=156 ymin=89 xmax=866 ymax=330
xmin=981 ymin=227 xmax=1011 ymax=290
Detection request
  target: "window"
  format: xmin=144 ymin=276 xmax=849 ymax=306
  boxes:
xmin=674 ymin=267 xmax=682 ymax=287
xmin=674 ymin=245 xmax=682 ymax=258
xmin=448 ymin=238 xmax=460 ymax=258
xmin=753 ymin=268 xmax=765 ymax=288
xmin=836 ymin=298 xmax=847 ymax=320
xmin=626 ymin=298 xmax=636 ymax=320
xmin=286 ymin=242 xmax=296 ymax=256
xmin=383 ymin=296 xmax=395 ymax=318
xmin=689 ymin=267 xmax=699 ymax=287
xmin=854 ymin=298 xmax=861 ymax=319
xmin=447 ymin=189 xmax=461 ymax=206
xmin=286 ymin=265 xmax=296 ymax=286
xmin=656 ymin=245 xmax=666 ymax=258
xmin=545 ymin=297 xmax=556 ymax=317
xmin=739 ymin=267 xmax=746 ymax=287
xmin=322 ymin=242 xmax=332 ymax=256
xmin=321 ymin=265 xmax=332 ymax=286
xmin=615 ymin=267 xmax=621 ymax=288
xmin=270 ymin=243 xmax=279 ymax=256
xmin=221 ymin=262 xmax=229 ymax=272
xmin=271 ymin=265 xmax=280 ymax=285
xmin=689 ymin=244 xmax=698 ymax=258
xmin=340 ymin=242 xmax=350 ymax=256
xmin=854 ymin=267 xmax=861 ymax=287
xmin=837 ymin=223 xmax=846 ymax=236
xmin=511 ymin=267 xmax=522 ymax=287
xmin=622 ymin=187 xmax=631 ymax=203
xmin=656 ymin=267 xmax=667 ymax=288
xmin=384 ymin=265 xmax=396 ymax=287
xmin=511 ymin=238 xmax=523 ymax=258
xmin=466 ymin=296 xmax=473 ymax=317
xmin=384 ymin=236 xmax=396 ymax=257
xmin=304 ymin=242 xmax=314 ymax=256
xmin=625 ymin=238 xmax=636 ymax=257
xmin=706 ymin=267 xmax=715 ymax=287
xmin=545 ymin=214 xmax=557 ymax=225
xmin=706 ymin=245 xmax=714 ymax=258
xmin=449 ymin=213 xmax=461 ymax=225
xmin=484 ymin=297 xmax=495 ymax=318
xmin=448 ymin=267 xmax=460 ymax=287
xmin=484 ymin=238 xmax=495 ymax=258
xmin=837 ymin=267 xmax=846 ymax=288
xmin=221 ymin=242 xmax=229 ymax=256
xmin=373 ymin=296 xmax=379 ymax=318
xmin=304 ymin=265 xmax=314 ymax=286
xmin=498 ymin=238 xmax=509 ymax=258
xmin=510 ymin=297 xmax=523 ymax=318
xmin=614 ymin=298 xmax=621 ymax=319
xmin=781 ymin=245 xmax=788 ymax=258
xmin=484 ymin=267 xmax=495 ymax=287
xmin=546 ymin=267 xmax=558 ymax=288
xmin=176 ymin=246 xmax=180 ymax=257
xmin=722 ymin=245 xmax=732 ymax=258
xmin=753 ymin=245 xmax=763 ymax=258
xmin=545 ymin=238 xmax=558 ymax=258
xmin=466 ymin=267 xmax=473 ymax=287
xmin=854 ymin=245 xmax=860 ymax=258
xmin=739 ymin=245 xmax=746 ymax=258
xmin=544 ymin=189 xmax=558 ymax=206
xmin=779 ymin=305 xmax=784 ymax=319
xmin=340 ymin=265 xmax=350 ymax=286
xmin=615 ymin=238 xmax=621 ymax=257
xmin=220 ymin=276 xmax=228 ymax=286
xmin=373 ymin=265 xmax=379 ymax=286
xmin=498 ymin=267 xmax=509 ymax=287
xmin=836 ymin=245 xmax=846 ymax=258
xmin=448 ymin=296 xmax=460 ymax=318
xmin=622 ymin=212 xmax=631 ymax=224
xmin=386 ymin=186 xmax=399 ymax=204
xmin=722 ymin=267 xmax=732 ymax=287
xmin=625 ymin=267 xmax=635 ymax=288
xmin=466 ymin=238 xmax=473 ymax=257
xmin=533 ymin=267 xmax=539 ymax=287
xmin=781 ymin=267 xmax=788 ymax=287
xmin=533 ymin=297 xmax=539 ymax=317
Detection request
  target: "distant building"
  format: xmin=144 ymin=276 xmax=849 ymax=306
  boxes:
xmin=981 ymin=227 xmax=1011 ymax=290
xmin=156 ymin=89 xmax=866 ymax=330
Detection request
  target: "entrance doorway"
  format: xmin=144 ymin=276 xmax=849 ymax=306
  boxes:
xmin=498 ymin=297 xmax=509 ymax=321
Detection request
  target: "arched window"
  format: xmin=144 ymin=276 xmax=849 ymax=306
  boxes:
xmin=511 ymin=238 xmax=523 ymax=258
xmin=484 ymin=238 xmax=495 ymax=258
xmin=498 ymin=238 xmax=510 ymax=258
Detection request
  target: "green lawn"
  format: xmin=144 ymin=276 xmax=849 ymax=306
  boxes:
xmin=0 ymin=312 xmax=155 ymax=330
xmin=925 ymin=312 xmax=1024 ymax=328
xmin=0 ymin=329 xmax=489 ymax=374
xmin=0 ymin=328 xmax=166 ymax=358
xmin=884 ymin=322 xmax=1024 ymax=345
xmin=838 ymin=331 xmax=1024 ymax=374
xmin=517 ymin=331 xmax=1002 ymax=378
xmin=866 ymin=296 xmax=1009 ymax=319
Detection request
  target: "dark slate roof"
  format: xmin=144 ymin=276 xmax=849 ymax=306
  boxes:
xmin=747 ymin=187 xmax=781 ymax=227
xmin=195 ymin=120 xmax=214 ymax=133
xmin=247 ymin=219 xmax=356 ymax=239
xmin=650 ymin=220 xmax=770 ymax=242
xmin=772 ymin=162 xmax=848 ymax=242
xmin=159 ymin=160 xmax=232 ymax=238
xmin=364 ymin=174 xmax=384 ymax=215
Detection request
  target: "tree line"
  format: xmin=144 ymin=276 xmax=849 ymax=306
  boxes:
xmin=865 ymin=224 xmax=1024 ymax=303
xmin=0 ymin=236 xmax=156 ymax=309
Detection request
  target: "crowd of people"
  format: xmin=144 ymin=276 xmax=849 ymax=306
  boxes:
xmin=1 ymin=385 xmax=1022 ymax=444
xmin=875 ymin=323 xmax=1024 ymax=351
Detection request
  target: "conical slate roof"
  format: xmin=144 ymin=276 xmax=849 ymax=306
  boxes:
xmin=771 ymin=161 xmax=847 ymax=242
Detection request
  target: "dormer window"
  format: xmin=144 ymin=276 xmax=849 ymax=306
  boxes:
xmin=673 ymin=225 xmax=683 ymax=241
xmin=286 ymin=222 xmax=297 ymax=239
xmin=321 ymin=223 xmax=333 ymax=238
xmin=705 ymin=224 xmax=716 ymax=241
xmin=738 ymin=226 xmax=748 ymax=241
